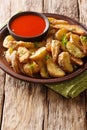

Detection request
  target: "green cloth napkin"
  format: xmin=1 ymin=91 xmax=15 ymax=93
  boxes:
xmin=45 ymin=70 xmax=87 ymax=98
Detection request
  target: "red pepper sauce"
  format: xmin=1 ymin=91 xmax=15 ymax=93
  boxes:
xmin=10 ymin=15 xmax=46 ymax=37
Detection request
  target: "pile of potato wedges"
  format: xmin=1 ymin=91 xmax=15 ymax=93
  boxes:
xmin=3 ymin=17 xmax=87 ymax=78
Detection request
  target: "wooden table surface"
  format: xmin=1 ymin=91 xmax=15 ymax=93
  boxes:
xmin=0 ymin=0 xmax=87 ymax=130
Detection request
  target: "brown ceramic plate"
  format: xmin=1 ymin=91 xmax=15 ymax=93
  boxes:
xmin=0 ymin=13 xmax=87 ymax=84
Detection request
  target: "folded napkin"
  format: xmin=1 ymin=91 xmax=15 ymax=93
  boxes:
xmin=46 ymin=70 xmax=87 ymax=98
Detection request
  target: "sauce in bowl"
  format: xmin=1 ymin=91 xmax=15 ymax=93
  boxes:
xmin=7 ymin=12 xmax=49 ymax=41
xmin=10 ymin=15 xmax=46 ymax=37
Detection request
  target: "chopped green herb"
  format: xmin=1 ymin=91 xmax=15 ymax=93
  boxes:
xmin=61 ymin=34 xmax=68 ymax=45
xmin=29 ymin=63 xmax=34 ymax=69
xmin=81 ymin=36 xmax=87 ymax=42
xmin=45 ymin=55 xmax=51 ymax=60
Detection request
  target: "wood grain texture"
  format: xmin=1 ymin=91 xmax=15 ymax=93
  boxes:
xmin=44 ymin=0 xmax=79 ymax=20
xmin=0 ymin=0 xmax=8 ymax=126
xmin=1 ymin=75 xmax=46 ymax=130
xmin=0 ymin=0 xmax=87 ymax=130
xmin=0 ymin=70 xmax=5 ymax=125
xmin=78 ymin=0 xmax=87 ymax=26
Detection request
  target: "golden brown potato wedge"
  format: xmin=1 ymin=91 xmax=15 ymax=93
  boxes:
xmin=51 ymin=40 xmax=61 ymax=62
xmin=55 ymin=28 xmax=68 ymax=41
xmin=5 ymin=47 xmax=14 ymax=64
xmin=70 ymin=34 xmax=83 ymax=51
xmin=66 ymin=41 xmax=84 ymax=58
xmin=30 ymin=47 xmax=47 ymax=60
xmin=48 ymin=17 xmax=69 ymax=25
xmin=3 ymin=35 xmax=16 ymax=48
xmin=58 ymin=52 xmax=73 ymax=73
xmin=46 ymin=36 xmax=53 ymax=52
xmin=70 ymin=55 xmax=83 ymax=66
xmin=40 ymin=64 xmax=49 ymax=78
xmin=15 ymin=41 xmax=35 ymax=49
xmin=53 ymin=24 xmax=85 ymax=35
xmin=46 ymin=58 xmax=65 ymax=77
xmin=23 ymin=63 xmax=33 ymax=76
xmin=17 ymin=47 xmax=30 ymax=63
xmin=23 ymin=62 xmax=40 ymax=77
xmin=10 ymin=51 xmax=20 ymax=73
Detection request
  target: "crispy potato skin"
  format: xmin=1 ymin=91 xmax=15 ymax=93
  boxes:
xmin=55 ymin=28 xmax=68 ymax=41
xmin=46 ymin=36 xmax=53 ymax=52
xmin=51 ymin=40 xmax=61 ymax=62
xmin=23 ymin=62 xmax=40 ymax=77
xmin=70 ymin=34 xmax=83 ymax=51
xmin=30 ymin=47 xmax=47 ymax=60
xmin=15 ymin=41 xmax=35 ymax=49
xmin=3 ymin=35 xmax=16 ymax=48
xmin=58 ymin=52 xmax=73 ymax=73
xmin=46 ymin=58 xmax=65 ymax=77
xmin=66 ymin=41 xmax=84 ymax=58
xmin=10 ymin=51 xmax=20 ymax=73
xmin=48 ymin=17 xmax=69 ymax=25
xmin=40 ymin=64 xmax=49 ymax=78
xmin=17 ymin=47 xmax=30 ymax=63
xmin=70 ymin=55 xmax=83 ymax=66
xmin=52 ymin=24 xmax=85 ymax=35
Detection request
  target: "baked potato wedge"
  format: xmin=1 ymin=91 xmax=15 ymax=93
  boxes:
xmin=70 ymin=55 xmax=83 ymax=66
xmin=66 ymin=41 xmax=84 ymax=58
xmin=40 ymin=64 xmax=49 ymax=78
xmin=10 ymin=51 xmax=20 ymax=73
xmin=23 ymin=62 xmax=40 ymax=77
xmin=46 ymin=36 xmax=53 ymax=52
xmin=55 ymin=28 xmax=68 ymax=41
xmin=53 ymin=24 xmax=85 ymax=35
xmin=46 ymin=58 xmax=65 ymax=77
xmin=30 ymin=47 xmax=47 ymax=60
xmin=15 ymin=41 xmax=35 ymax=49
xmin=70 ymin=34 xmax=83 ymax=51
xmin=3 ymin=35 xmax=16 ymax=48
xmin=51 ymin=40 xmax=61 ymax=62
xmin=48 ymin=17 xmax=69 ymax=25
xmin=5 ymin=47 xmax=14 ymax=64
xmin=17 ymin=47 xmax=30 ymax=63
xmin=58 ymin=52 xmax=73 ymax=73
